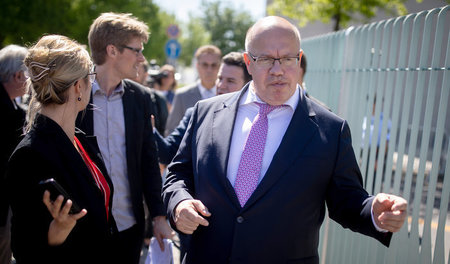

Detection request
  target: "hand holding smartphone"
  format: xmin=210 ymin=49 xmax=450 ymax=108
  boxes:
xmin=39 ymin=178 xmax=81 ymax=214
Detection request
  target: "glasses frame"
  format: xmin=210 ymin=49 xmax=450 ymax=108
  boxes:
xmin=247 ymin=50 xmax=303 ymax=69
xmin=86 ymin=72 xmax=97 ymax=84
xmin=122 ymin=45 xmax=144 ymax=56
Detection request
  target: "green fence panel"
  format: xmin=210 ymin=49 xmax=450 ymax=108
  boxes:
xmin=302 ymin=5 xmax=450 ymax=264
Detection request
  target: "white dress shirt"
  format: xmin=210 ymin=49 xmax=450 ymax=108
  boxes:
xmin=227 ymin=83 xmax=299 ymax=186
xmin=92 ymin=81 xmax=136 ymax=231
xmin=198 ymin=81 xmax=216 ymax=100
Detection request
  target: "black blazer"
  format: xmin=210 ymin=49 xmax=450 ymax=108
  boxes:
xmin=0 ymin=83 xmax=25 ymax=226
xmin=76 ymin=79 xmax=165 ymax=228
xmin=163 ymin=84 xmax=392 ymax=264
xmin=6 ymin=114 xmax=116 ymax=264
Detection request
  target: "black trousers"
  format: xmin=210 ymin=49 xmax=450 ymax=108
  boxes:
xmin=111 ymin=224 xmax=144 ymax=264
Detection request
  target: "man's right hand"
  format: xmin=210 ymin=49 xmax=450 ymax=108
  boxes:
xmin=174 ymin=199 xmax=211 ymax=234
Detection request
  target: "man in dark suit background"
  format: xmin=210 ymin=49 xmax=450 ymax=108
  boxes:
xmin=76 ymin=12 xmax=173 ymax=264
xmin=164 ymin=45 xmax=222 ymax=136
xmin=163 ymin=16 xmax=407 ymax=263
xmin=0 ymin=44 xmax=28 ymax=264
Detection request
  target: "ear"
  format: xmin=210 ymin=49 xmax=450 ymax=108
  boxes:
xmin=106 ymin=44 xmax=117 ymax=57
xmin=298 ymin=50 xmax=304 ymax=69
xmin=243 ymin=53 xmax=253 ymax=76
xmin=73 ymin=79 xmax=82 ymax=94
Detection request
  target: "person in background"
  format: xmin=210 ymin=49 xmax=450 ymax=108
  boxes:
xmin=133 ymin=58 xmax=169 ymax=135
xmin=163 ymin=16 xmax=407 ymax=263
xmin=156 ymin=64 xmax=177 ymax=110
xmin=6 ymin=34 xmax=116 ymax=263
xmin=0 ymin=44 xmax=28 ymax=264
xmin=164 ymin=45 xmax=221 ymax=136
xmin=154 ymin=52 xmax=251 ymax=165
xmin=77 ymin=13 xmax=173 ymax=264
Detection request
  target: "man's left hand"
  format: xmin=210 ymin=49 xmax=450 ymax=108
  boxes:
xmin=372 ymin=193 xmax=408 ymax=232
xmin=153 ymin=216 xmax=175 ymax=251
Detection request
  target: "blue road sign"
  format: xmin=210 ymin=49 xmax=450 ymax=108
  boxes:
xmin=165 ymin=39 xmax=181 ymax=59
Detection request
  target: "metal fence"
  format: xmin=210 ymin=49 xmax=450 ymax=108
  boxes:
xmin=302 ymin=6 xmax=450 ymax=264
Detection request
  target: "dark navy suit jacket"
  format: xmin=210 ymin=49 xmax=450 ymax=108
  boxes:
xmin=163 ymin=84 xmax=391 ymax=264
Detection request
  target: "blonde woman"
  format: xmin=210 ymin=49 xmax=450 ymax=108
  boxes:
xmin=6 ymin=35 xmax=116 ymax=263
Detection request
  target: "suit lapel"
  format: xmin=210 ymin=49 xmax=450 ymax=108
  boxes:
xmin=244 ymin=92 xmax=319 ymax=209
xmin=212 ymin=87 xmax=247 ymax=208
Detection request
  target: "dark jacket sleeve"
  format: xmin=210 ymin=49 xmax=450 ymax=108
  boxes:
xmin=162 ymin=106 xmax=197 ymax=230
xmin=155 ymin=107 xmax=193 ymax=165
xmin=325 ymin=120 xmax=392 ymax=246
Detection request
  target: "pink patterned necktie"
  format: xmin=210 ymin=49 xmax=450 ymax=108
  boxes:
xmin=234 ymin=102 xmax=283 ymax=207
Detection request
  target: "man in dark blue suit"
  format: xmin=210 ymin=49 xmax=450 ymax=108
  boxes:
xmin=163 ymin=16 xmax=407 ymax=263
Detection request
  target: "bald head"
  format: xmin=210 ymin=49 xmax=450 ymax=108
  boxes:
xmin=245 ymin=16 xmax=301 ymax=52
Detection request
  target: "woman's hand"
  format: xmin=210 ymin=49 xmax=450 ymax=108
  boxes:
xmin=43 ymin=190 xmax=87 ymax=245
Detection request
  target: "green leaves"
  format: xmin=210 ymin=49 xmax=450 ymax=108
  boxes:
xmin=0 ymin=0 xmax=168 ymax=63
xmin=268 ymin=0 xmax=410 ymax=31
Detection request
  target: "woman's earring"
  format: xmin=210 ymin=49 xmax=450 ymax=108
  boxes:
xmin=77 ymin=93 xmax=82 ymax=101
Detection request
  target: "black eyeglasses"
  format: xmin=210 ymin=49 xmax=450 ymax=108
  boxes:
xmin=122 ymin=45 xmax=144 ymax=56
xmin=247 ymin=51 xmax=303 ymax=69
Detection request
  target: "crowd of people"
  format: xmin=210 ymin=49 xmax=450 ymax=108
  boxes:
xmin=0 ymin=12 xmax=407 ymax=264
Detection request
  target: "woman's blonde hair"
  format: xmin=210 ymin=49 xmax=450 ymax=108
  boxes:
xmin=24 ymin=34 xmax=92 ymax=132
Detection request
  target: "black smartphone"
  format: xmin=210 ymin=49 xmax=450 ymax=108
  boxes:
xmin=38 ymin=178 xmax=81 ymax=214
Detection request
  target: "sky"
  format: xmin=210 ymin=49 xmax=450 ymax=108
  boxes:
xmin=153 ymin=0 xmax=267 ymax=22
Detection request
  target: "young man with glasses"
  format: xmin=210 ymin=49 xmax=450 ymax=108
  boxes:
xmin=164 ymin=45 xmax=221 ymax=136
xmin=77 ymin=12 xmax=173 ymax=264
xmin=163 ymin=16 xmax=407 ymax=263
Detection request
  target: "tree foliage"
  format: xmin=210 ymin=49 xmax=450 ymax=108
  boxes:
xmin=200 ymin=1 xmax=254 ymax=55
xmin=173 ymin=0 xmax=255 ymax=66
xmin=0 ymin=0 xmax=168 ymax=62
xmin=268 ymin=0 xmax=411 ymax=31
xmin=178 ymin=15 xmax=211 ymax=66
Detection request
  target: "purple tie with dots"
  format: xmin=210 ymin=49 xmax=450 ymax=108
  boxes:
xmin=234 ymin=102 xmax=283 ymax=207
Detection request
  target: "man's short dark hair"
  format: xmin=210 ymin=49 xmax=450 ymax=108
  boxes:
xmin=222 ymin=52 xmax=252 ymax=84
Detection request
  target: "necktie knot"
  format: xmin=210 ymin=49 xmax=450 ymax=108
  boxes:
xmin=255 ymin=102 xmax=285 ymax=116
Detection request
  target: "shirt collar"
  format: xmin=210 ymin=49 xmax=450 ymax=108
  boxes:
xmin=240 ymin=82 xmax=300 ymax=111
xmin=92 ymin=80 xmax=125 ymax=97
xmin=197 ymin=80 xmax=216 ymax=99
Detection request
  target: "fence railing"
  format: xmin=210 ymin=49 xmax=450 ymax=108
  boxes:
xmin=302 ymin=5 xmax=450 ymax=264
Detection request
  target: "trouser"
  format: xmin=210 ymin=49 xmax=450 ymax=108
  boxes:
xmin=0 ymin=209 xmax=11 ymax=264
xmin=179 ymin=233 xmax=191 ymax=263
xmin=111 ymin=224 xmax=144 ymax=264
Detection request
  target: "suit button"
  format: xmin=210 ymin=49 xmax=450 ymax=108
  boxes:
xmin=236 ymin=216 xmax=244 ymax=223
